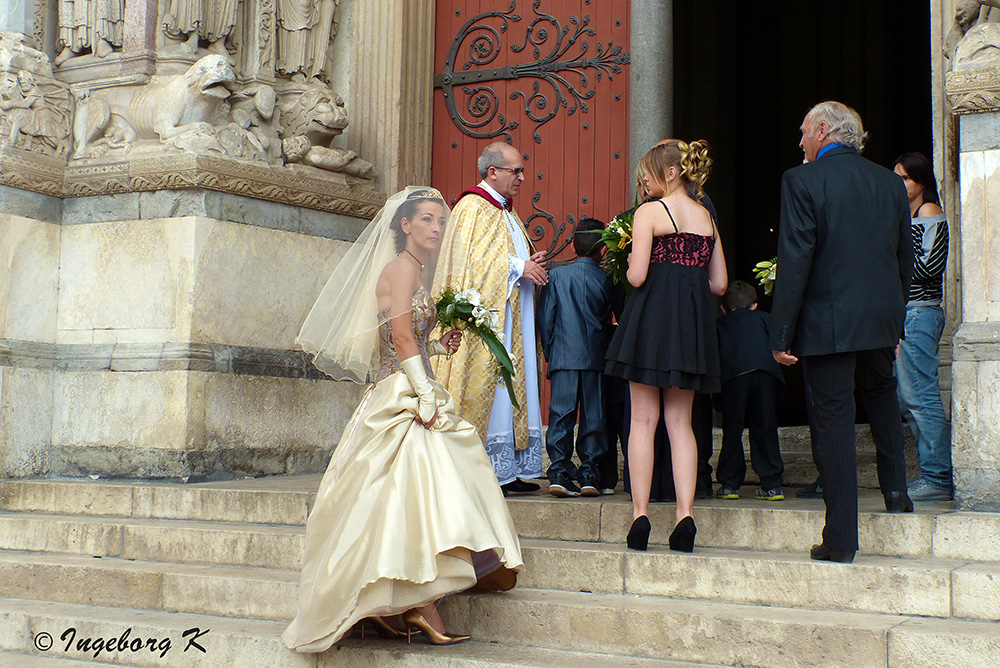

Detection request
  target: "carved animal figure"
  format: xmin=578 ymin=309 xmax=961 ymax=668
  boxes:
xmin=127 ymin=54 xmax=235 ymax=140
xmin=72 ymin=54 xmax=235 ymax=157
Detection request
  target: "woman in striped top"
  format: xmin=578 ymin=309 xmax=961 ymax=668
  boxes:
xmin=892 ymin=152 xmax=952 ymax=501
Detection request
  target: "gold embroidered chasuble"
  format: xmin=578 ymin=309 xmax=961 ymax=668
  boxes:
xmin=432 ymin=193 xmax=539 ymax=450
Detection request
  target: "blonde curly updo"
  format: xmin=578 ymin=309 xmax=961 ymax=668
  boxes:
xmin=638 ymin=139 xmax=712 ymax=199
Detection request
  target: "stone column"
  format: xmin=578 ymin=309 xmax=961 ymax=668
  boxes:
xmin=946 ymin=68 xmax=1000 ymax=511
xmin=122 ymin=0 xmax=159 ymax=55
xmin=348 ymin=0 xmax=434 ymax=192
xmin=629 ymin=0 xmax=671 ymax=197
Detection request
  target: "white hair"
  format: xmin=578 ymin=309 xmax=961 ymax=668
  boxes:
xmin=807 ymin=101 xmax=868 ymax=152
xmin=478 ymin=143 xmax=510 ymax=179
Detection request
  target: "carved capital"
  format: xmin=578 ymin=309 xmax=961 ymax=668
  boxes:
xmin=946 ymin=65 xmax=1000 ymax=115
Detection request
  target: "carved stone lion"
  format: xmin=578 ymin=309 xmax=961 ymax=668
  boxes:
xmin=278 ymin=83 xmax=374 ymax=179
xmin=73 ymin=54 xmax=235 ymax=157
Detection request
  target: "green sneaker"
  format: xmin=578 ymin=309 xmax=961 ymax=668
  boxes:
xmin=755 ymin=486 xmax=785 ymax=501
xmin=716 ymin=485 xmax=740 ymax=500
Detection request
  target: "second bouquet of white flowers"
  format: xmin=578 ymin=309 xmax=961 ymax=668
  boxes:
xmin=435 ymin=287 xmax=519 ymax=409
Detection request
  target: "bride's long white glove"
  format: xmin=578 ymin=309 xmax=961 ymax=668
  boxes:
xmin=400 ymin=355 xmax=437 ymax=425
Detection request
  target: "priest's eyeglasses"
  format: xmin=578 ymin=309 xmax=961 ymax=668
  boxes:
xmin=493 ymin=166 xmax=525 ymax=175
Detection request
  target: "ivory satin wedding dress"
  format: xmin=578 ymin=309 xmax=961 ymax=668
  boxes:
xmin=283 ymin=287 xmax=523 ymax=653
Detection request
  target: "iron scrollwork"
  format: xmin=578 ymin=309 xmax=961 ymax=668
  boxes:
xmin=435 ymin=0 xmax=629 ymax=256
xmin=434 ymin=0 xmax=630 ymax=143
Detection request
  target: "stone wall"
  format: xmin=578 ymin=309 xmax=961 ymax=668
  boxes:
xmin=1 ymin=194 xmax=369 ymax=479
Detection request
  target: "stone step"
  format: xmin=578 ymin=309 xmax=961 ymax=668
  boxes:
xmin=0 ymin=477 xmax=314 ymax=525
xmin=0 ymin=597 xmax=725 ymax=668
xmin=0 ymin=503 xmax=945 ymax=571
xmin=506 ymin=491 xmax=967 ymax=559
xmin=438 ymin=588 xmax=1000 ymax=668
xmin=0 ymin=653 xmax=139 ymax=668
xmin=0 ymin=512 xmax=304 ymax=569
xmin=0 ymin=477 xmax=974 ymax=556
xmin=2 ymin=536 xmax=997 ymax=623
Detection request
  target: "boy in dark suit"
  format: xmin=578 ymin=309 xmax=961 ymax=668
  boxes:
xmin=538 ymin=218 xmax=612 ymax=497
xmin=715 ymin=281 xmax=786 ymax=500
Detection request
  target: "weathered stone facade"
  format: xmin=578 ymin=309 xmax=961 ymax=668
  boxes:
xmin=0 ymin=0 xmax=397 ymax=479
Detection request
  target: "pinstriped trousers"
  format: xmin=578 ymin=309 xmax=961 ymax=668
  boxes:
xmin=802 ymin=347 xmax=908 ymax=551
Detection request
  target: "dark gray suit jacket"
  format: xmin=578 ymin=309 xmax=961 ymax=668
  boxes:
xmin=769 ymin=145 xmax=913 ymax=356
xmin=538 ymin=257 xmax=611 ymax=375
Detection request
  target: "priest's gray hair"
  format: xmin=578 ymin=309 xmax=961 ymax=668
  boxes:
xmin=807 ymin=101 xmax=868 ymax=153
xmin=478 ymin=143 xmax=509 ymax=178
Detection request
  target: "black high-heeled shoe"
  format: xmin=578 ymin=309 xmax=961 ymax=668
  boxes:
xmin=669 ymin=516 xmax=696 ymax=553
xmin=626 ymin=515 xmax=651 ymax=551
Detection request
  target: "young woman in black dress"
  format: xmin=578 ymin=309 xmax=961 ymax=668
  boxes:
xmin=605 ymin=141 xmax=728 ymax=551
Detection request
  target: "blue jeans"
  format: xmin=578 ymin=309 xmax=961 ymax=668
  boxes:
xmin=895 ymin=305 xmax=952 ymax=490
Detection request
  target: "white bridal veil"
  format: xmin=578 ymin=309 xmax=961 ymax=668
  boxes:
xmin=296 ymin=186 xmax=450 ymax=383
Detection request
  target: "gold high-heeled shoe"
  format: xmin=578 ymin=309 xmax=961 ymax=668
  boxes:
xmin=402 ymin=609 xmax=470 ymax=645
xmin=357 ymin=616 xmax=406 ymax=639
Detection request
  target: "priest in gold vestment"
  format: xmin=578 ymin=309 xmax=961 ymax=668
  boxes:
xmin=433 ymin=142 xmax=548 ymax=492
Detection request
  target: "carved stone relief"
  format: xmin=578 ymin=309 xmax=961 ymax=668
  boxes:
xmin=275 ymin=0 xmax=338 ymax=82
xmin=54 ymin=0 xmax=126 ymax=65
xmin=0 ymin=33 xmax=73 ymax=159
xmin=2 ymin=1 xmax=380 ymax=208
xmin=162 ymin=0 xmax=240 ymax=55
xmin=946 ymin=64 xmax=1000 ymax=114
xmin=277 ymin=81 xmax=373 ymax=177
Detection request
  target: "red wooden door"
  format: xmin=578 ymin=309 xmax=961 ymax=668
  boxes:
xmin=432 ymin=0 xmax=631 ymax=419
xmin=432 ymin=0 xmax=631 ymax=260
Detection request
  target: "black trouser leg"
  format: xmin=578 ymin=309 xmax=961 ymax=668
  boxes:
xmin=747 ymin=372 xmax=784 ymax=489
xmin=856 ymin=347 xmax=907 ymax=495
xmin=599 ymin=376 xmax=627 ymax=490
xmin=693 ymin=393 xmax=715 ymax=493
xmin=802 ymin=352 xmax=859 ymax=552
xmin=717 ymin=376 xmax=750 ymax=489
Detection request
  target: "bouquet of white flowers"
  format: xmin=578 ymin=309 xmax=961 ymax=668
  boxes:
xmin=435 ymin=287 xmax=519 ymax=409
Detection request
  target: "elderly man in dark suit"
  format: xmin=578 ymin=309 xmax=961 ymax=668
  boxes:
xmin=770 ymin=101 xmax=914 ymax=564
xmin=538 ymin=218 xmax=612 ymax=497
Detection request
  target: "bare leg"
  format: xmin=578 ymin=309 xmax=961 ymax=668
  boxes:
xmin=663 ymin=387 xmax=697 ymax=524
xmin=628 ymin=382 xmax=661 ymax=520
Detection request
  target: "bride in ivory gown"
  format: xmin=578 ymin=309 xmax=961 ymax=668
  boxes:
xmin=282 ymin=187 xmax=523 ymax=653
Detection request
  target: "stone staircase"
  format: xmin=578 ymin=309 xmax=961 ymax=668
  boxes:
xmin=0 ymin=475 xmax=996 ymax=668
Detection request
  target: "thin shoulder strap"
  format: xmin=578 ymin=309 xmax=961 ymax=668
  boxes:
xmin=659 ymin=200 xmax=680 ymax=233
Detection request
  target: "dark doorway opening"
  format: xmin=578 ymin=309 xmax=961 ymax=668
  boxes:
xmin=673 ymin=0 xmax=933 ymax=425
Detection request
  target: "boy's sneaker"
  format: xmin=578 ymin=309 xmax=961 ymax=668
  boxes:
xmin=755 ymin=486 xmax=785 ymax=501
xmin=579 ymin=481 xmax=600 ymax=497
xmin=716 ymin=485 xmax=740 ymax=500
xmin=549 ymin=476 xmax=581 ymax=498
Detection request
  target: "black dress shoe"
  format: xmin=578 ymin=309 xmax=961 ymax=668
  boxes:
xmin=502 ymin=479 xmax=541 ymax=495
xmin=796 ymin=479 xmax=823 ymax=499
xmin=626 ymin=516 xmax=651 ymax=551
xmin=884 ymin=490 xmax=914 ymax=513
xmin=668 ymin=516 xmax=697 ymax=553
xmin=810 ymin=543 xmax=856 ymax=563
